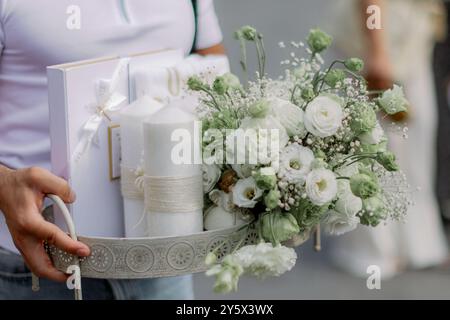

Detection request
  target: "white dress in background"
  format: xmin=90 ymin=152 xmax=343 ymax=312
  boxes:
xmin=328 ymin=0 xmax=448 ymax=278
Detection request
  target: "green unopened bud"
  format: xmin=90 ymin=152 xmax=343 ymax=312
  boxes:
xmin=376 ymin=151 xmax=399 ymax=171
xmin=324 ymin=69 xmax=345 ymax=87
xmin=212 ymin=73 xmax=241 ymax=95
xmin=350 ymin=103 xmax=377 ymax=134
xmin=248 ymin=99 xmax=270 ymax=118
xmin=264 ymin=189 xmax=281 ymax=209
xmin=350 ymin=173 xmax=379 ymax=199
xmin=307 ymin=28 xmax=332 ymax=53
xmin=260 ymin=212 xmax=300 ymax=245
xmin=360 ymin=196 xmax=386 ymax=226
xmin=301 ymin=88 xmax=315 ymax=101
xmin=240 ymin=25 xmax=257 ymax=41
xmin=344 ymin=58 xmax=364 ymax=72
xmin=254 ymin=167 xmax=277 ymax=190
xmin=187 ymin=76 xmax=207 ymax=91
xmin=311 ymin=158 xmax=327 ymax=169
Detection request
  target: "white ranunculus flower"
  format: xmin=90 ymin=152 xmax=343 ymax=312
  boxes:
xmin=235 ymin=115 xmax=289 ymax=165
xmin=202 ymin=164 xmax=221 ymax=193
xmin=278 ymin=144 xmax=315 ymax=184
xmin=304 ymin=95 xmax=343 ymax=138
xmin=234 ymin=242 xmax=297 ymax=279
xmin=232 ymin=177 xmax=263 ymax=208
xmin=358 ymin=122 xmax=386 ymax=145
xmin=322 ymin=209 xmax=360 ymax=236
xmin=305 ymin=168 xmax=337 ymax=205
xmin=269 ymin=97 xmax=307 ymax=138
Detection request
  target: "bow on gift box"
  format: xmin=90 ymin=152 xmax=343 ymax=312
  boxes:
xmin=72 ymin=58 xmax=130 ymax=163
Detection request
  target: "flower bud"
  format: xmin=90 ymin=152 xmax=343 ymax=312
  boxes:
xmin=350 ymin=173 xmax=379 ymax=199
xmin=240 ymin=25 xmax=257 ymax=41
xmin=248 ymin=99 xmax=270 ymax=118
xmin=213 ymin=73 xmax=242 ymax=95
xmin=205 ymin=252 xmax=217 ymax=266
xmin=344 ymin=58 xmax=364 ymax=72
xmin=187 ymin=76 xmax=207 ymax=91
xmin=307 ymin=28 xmax=332 ymax=53
xmin=254 ymin=167 xmax=277 ymax=190
xmin=360 ymin=196 xmax=386 ymax=226
xmin=301 ymin=88 xmax=315 ymax=101
xmin=260 ymin=212 xmax=300 ymax=245
xmin=264 ymin=189 xmax=281 ymax=209
xmin=324 ymin=69 xmax=345 ymax=87
xmin=376 ymin=151 xmax=399 ymax=171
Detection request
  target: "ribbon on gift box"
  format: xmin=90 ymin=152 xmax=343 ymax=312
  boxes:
xmin=72 ymin=58 xmax=130 ymax=163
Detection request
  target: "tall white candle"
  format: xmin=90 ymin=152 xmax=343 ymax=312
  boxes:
xmin=119 ymin=95 xmax=163 ymax=237
xmin=143 ymin=100 xmax=203 ymax=237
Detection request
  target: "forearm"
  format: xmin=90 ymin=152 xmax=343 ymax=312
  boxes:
xmin=194 ymin=43 xmax=226 ymax=56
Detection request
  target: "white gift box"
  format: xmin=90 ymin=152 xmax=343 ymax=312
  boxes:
xmin=47 ymin=50 xmax=183 ymax=237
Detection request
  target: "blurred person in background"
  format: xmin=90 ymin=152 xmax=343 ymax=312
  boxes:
xmin=328 ymin=0 xmax=448 ymax=278
xmin=434 ymin=1 xmax=450 ymax=224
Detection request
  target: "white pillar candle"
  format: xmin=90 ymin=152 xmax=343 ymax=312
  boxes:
xmin=143 ymin=100 xmax=203 ymax=237
xmin=119 ymin=95 xmax=163 ymax=237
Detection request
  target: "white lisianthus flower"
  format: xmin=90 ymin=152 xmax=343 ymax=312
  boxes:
xmin=202 ymin=164 xmax=221 ymax=193
xmin=358 ymin=122 xmax=386 ymax=145
xmin=231 ymin=163 xmax=255 ymax=178
xmin=278 ymin=144 xmax=315 ymax=184
xmin=234 ymin=242 xmax=297 ymax=279
xmin=322 ymin=209 xmax=360 ymax=236
xmin=336 ymin=161 xmax=359 ymax=178
xmin=305 ymin=168 xmax=337 ymax=205
xmin=304 ymin=95 xmax=343 ymax=138
xmin=236 ymin=116 xmax=289 ymax=165
xmin=335 ymin=182 xmax=363 ymax=216
xmin=269 ymin=98 xmax=307 ymax=138
xmin=232 ymin=177 xmax=263 ymax=208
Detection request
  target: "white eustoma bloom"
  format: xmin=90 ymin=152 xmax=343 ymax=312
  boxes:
xmin=270 ymin=98 xmax=307 ymax=138
xmin=278 ymin=144 xmax=315 ymax=184
xmin=323 ymin=209 xmax=360 ymax=236
xmin=335 ymin=181 xmax=363 ymax=216
xmin=304 ymin=95 xmax=343 ymax=137
xmin=236 ymin=116 xmax=289 ymax=165
xmin=234 ymin=242 xmax=297 ymax=279
xmin=305 ymin=168 xmax=338 ymax=205
xmin=358 ymin=122 xmax=386 ymax=145
xmin=202 ymin=164 xmax=221 ymax=193
xmin=232 ymin=177 xmax=263 ymax=208
xmin=231 ymin=163 xmax=255 ymax=179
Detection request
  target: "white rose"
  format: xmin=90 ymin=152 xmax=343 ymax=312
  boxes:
xmin=358 ymin=122 xmax=386 ymax=145
xmin=278 ymin=144 xmax=315 ymax=184
xmin=304 ymin=95 xmax=343 ymax=138
xmin=234 ymin=242 xmax=297 ymax=279
xmin=232 ymin=177 xmax=263 ymax=208
xmin=305 ymin=168 xmax=337 ymax=205
xmin=322 ymin=209 xmax=360 ymax=236
xmin=202 ymin=164 xmax=221 ymax=193
xmin=270 ymin=98 xmax=307 ymax=138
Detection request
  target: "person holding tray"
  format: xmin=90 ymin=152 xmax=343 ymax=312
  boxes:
xmin=0 ymin=0 xmax=225 ymax=300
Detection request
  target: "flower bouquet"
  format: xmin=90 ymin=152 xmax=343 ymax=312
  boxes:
xmin=188 ymin=26 xmax=411 ymax=293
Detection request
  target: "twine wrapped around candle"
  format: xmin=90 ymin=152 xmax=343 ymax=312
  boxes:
xmin=144 ymin=175 xmax=203 ymax=213
xmin=120 ymin=166 xmax=145 ymax=200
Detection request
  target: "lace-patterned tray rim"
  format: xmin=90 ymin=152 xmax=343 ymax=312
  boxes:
xmin=48 ymin=225 xmax=310 ymax=279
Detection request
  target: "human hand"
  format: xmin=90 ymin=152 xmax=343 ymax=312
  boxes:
xmin=0 ymin=166 xmax=90 ymax=282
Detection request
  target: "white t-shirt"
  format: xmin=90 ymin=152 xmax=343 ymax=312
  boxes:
xmin=0 ymin=0 xmax=223 ymax=252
